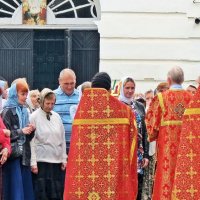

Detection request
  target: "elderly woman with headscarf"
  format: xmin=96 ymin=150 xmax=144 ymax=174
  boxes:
xmin=1 ymin=78 xmax=35 ymax=200
xmin=118 ymin=77 xmax=149 ymax=200
xmin=26 ymin=89 xmax=40 ymax=113
xmin=30 ymin=88 xmax=67 ymax=200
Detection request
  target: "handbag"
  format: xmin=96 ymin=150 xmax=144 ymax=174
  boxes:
xmin=9 ymin=140 xmax=23 ymax=160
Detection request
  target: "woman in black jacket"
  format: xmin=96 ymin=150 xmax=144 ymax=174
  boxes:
xmin=119 ymin=77 xmax=149 ymax=200
xmin=1 ymin=79 xmax=35 ymax=200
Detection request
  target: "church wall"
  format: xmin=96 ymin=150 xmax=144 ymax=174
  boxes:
xmin=98 ymin=0 xmax=200 ymax=93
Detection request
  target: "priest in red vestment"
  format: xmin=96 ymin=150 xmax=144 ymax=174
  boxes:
xmin=64 ymin=72 xmax=138 ymax=200
xmin=146 ymin=67 xmax=191 ymax=200
xmin=171 ymin=77 xmax=200 ymax=199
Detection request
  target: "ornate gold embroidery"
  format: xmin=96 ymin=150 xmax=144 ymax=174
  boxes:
xmin=88 ymin=155 xmax=99 ymax=166
xmin=75 ymin=187 xmax=84 ymax=198
xmin=103 ymin=105 xmax=114 ymax=117
xmin=103 ymin=138 xmax=114 ymax=149
xmin=103 ymin=154 xmax=114 ymax=166
xmin=186 ymin=185 xmax=198 ymax=197
xmin=88 ymin=171 xmax=99 ymax=183
xmin=104 ymin=187 xmax=115 ymax=198
xmin=73 ymin=118 xmax=130 ymax=125
xmin=88 ymin=192 xmax=100 ymax=200
xmin=174 ymin=103 xmax=185 ymax=118
xmin=75 ymin=171 xmax=84 ymax=182
xmin=186 ymin=132 xmax=196 ymax=144
xmin=103 ymin=170 xmax=115 ymax=182
xmin=87 ymin=106 xmax=98 ymax=117
xmin=184 ymin=108 xmax=200 ymax=115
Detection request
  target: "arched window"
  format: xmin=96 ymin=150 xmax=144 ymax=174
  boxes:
xmin=0 ymin=0 xmax=100 ymax=24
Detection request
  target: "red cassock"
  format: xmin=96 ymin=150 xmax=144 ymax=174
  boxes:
xmin=146 ymin=89 xmax=191 ymax=200
xmin=171 ymin=86 xmax=200 ymax=200
xmin=64 ymin=88 xmax=138 ymax=200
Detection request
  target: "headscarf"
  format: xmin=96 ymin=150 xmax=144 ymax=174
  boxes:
xmin=3 ymin=83 xmax=29 ymax=129
xmin=40 ymin=88 xmax=55 ymax=120
xmin=40 ymin=88 xmax=55 ymax=108
xmin=118 ymin=77 xmax=134 ymax=105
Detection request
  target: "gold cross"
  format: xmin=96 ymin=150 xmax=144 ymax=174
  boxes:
xmin=87 ymin=132 xmax=98 ymax=141
xmin=103 ymin=125 xmax=114 ymax=133
xmin=88 ymin=140 xmax=98 ymax=150
xmin=186 ymin=132 xmax=196 ymax=143
xmin=88 ymin=192 xmax=100 ymax=200
xmin=186 ymin=185 xmax=198 ymax=197
xmin=103 ymin=138 xmax=114 ymax=149
xmin=75 ymin=171 xmax=84 ymax=182
xmin=103 ymin=154 xmax=115 ymax=166
xmin=104 ymin=170 xmax=115 ymax=182
xmin=104 ymin=187 xmax=115 ymax=198
xmin=76 ymin=138 xmax=84 ymax=150
xmin=172 ymin=186 xmax=181 ymax=198
xmin=186 ymin=167 xmax=197 ymax=179
xmin=76 ymin=155 xmax=84 ymax=166
xmin=186 ymin=149 xmax=196 ymax=161
xmin=103 ymin=106 xmax=114 ymax=117
xmin=87 ymin=106 xmax=98 ymax=117
xmin=88 ymin=155 xmax=99 ymax=166
xmin=87 ymin=90 xmax=97 ymax=101
xmin=75 ymin=187 xmax=84 ymax=199
xmin=88 ymin=171 xmax=99 ymax=183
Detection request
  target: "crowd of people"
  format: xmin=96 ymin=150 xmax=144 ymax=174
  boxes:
xmin=0 ymin=66 xmax=199 ymax=200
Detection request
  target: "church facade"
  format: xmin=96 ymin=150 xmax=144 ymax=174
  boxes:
xmin=0 ymin=0 xmax=199 ymax=92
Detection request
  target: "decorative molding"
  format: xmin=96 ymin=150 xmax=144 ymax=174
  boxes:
xmin=0 ymin=0 xmax=100 ymax=25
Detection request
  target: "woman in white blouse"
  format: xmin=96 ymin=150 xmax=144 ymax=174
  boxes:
xmin=30 ymin=88 xmax=67 ymax=200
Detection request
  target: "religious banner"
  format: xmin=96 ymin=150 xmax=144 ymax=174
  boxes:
xmin=22 ymin=0 xmax=47 ymax=25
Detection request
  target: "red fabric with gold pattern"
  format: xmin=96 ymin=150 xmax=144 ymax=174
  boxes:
xmin=64 ymin=88 xmax=138 ymax=200
xmin=146 ymin=89 xmax=191 ymax=200
xmin=171 ymin=86 xmax=200 ymax=199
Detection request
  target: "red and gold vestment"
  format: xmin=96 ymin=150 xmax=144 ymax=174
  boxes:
xmin=171 ymin=86 xmax=200 ymax=199
xmin=146 ymin=89 xmax=191 ymax=200
xmin=64 ymin=88 xmax=138 ymax=200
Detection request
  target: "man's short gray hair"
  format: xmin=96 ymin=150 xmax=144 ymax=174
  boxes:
xmin=167 ymin=66 xmax=184 ymax=84
xmin=59 ymin=68 xmax=76 ymax=80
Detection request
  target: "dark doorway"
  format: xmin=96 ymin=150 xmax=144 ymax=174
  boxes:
xmin=33 ymin=30 xmax=65 ymax=90
xmin=70 ymin=30 xmax=100 ymax=86
xmin=0 ymin=29 xmax=99 ymax=90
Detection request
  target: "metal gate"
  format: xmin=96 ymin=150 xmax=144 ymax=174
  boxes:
xmin=0 ymin=29 xmax=99 ymax=90
xmin=0 ymin=30 xmax=33 ymax=86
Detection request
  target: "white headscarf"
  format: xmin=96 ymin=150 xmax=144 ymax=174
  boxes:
xmin=118 ymin=77 xmax=134 ymax=105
